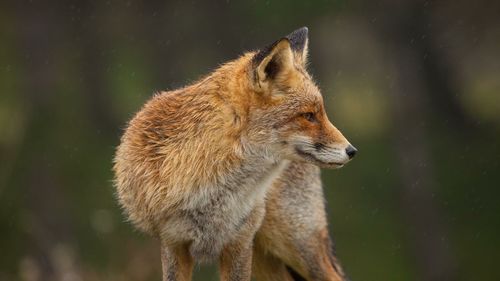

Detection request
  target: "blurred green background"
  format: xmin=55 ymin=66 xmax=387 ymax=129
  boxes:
xmin=1 ymin=1 xmax=499 ymax=280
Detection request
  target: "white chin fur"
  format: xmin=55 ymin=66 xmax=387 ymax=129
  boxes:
xmin=290 ymin=137 xmax=350 ymax=166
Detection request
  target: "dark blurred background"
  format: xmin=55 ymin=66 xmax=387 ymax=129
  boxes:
xmin=1 ymin=0 xmax=499 ymax=280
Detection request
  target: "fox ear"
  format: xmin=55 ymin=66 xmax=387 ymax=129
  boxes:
xmin=252 ymin=38 xmax=294 ymax=89
xmin=286 ymin=27 xmax=309 ymax=66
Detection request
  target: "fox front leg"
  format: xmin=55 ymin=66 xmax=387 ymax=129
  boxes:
xmin=161 ymin=243 xmax=194 ymax=281
xmin=219 ymin=238 xmax=253 ymax=281
xmin=219 ymin=204 xmax=265 ymax=281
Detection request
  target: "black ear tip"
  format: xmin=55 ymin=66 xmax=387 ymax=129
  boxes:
xmin=286 ymin=27 xmax=309 ymax=52
xmin=288 ymin=27 xmax=308 ymax=38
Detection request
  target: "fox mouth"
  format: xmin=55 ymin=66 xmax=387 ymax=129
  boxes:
xmin=294 ymin=147 xmax=344 ymax=168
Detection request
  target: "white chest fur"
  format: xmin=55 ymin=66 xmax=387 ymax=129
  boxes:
xmin=161 ymin=160 xmax=289 ymax=261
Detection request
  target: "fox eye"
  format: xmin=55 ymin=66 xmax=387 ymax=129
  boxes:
xmin=302 ymin=112 xmax=316 ymax=122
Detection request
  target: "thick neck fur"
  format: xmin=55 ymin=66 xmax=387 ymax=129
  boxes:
xmin=201 ymin=52 xmax=284 ymax=177
xmin=183 ymin=52 xmax=280 ymax=162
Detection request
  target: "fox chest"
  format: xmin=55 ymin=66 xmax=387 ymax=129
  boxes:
xmin=173 ymin=160 xmax=289 ymax=260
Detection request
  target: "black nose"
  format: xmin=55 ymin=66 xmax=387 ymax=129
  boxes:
xmin=345 ymin=145 xmax=357 ymax=159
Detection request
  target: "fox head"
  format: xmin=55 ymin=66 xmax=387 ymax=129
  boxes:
xmin=243 ymin=27 xmax=356 ymax=168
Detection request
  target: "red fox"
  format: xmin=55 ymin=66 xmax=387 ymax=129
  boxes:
xmin=113 ymin=27 xmax=356 ymax=281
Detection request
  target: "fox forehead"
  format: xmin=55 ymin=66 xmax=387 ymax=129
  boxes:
xmin=285 ymin=74 xmax=324 ymax=111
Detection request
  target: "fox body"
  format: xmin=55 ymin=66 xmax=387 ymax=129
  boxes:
xmin=114 ymin=27 xmax=355 ymax=281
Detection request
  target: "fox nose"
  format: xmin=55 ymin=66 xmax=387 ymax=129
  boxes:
xmin=345 ymin=145 xmax=357 ymax=159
